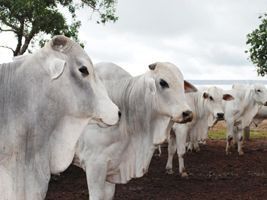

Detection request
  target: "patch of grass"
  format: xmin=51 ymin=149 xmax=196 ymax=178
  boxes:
xmin=208 ymin=129 xmax=226 ymax=140
xmin=208 ymin=129 xmax=267 ymax=140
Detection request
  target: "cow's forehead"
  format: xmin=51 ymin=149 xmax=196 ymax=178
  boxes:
xmin=154 ymin=62 xmax=183 ymax=83
xmin=254 ymin=84 xmax=266 ymax=90
xmin=206 ymin=87 xmax=223 ymax=99
xmin=64 ymin=42 xmax=94 ymax=69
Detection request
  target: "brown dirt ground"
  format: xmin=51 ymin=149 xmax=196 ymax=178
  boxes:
xmin=46 ymin=123 xmax=267 ymax=200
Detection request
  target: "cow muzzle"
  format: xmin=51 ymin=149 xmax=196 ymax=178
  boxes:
xmin=173 ymin=110 xmax=193 ymax=124
xmin=216 ymin=112 xmax=224 ymax=120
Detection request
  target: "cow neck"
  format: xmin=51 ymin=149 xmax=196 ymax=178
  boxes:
xmin=112 ymin=75 xmax=167 ymax=183
xmin=192 ymin=92 xmax=209 ymax=119
xmin=238 ymin=88 xmax=259 ymax=127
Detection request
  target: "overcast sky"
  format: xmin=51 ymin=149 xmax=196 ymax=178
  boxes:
xmin=1 ymin=0 xmax=267 ymax=80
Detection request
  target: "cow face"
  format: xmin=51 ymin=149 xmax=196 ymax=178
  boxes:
xmin=253 ymin=84 xmax=267 ymax=106
xmin=45 ymin=35 xmax=119 ymax=126
xmin=202 ymin=87 xmax=234 ymax=121
xmin=147 ymin=62 xmax=196 ymax=124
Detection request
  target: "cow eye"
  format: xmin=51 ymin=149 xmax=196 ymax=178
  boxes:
xmin=79 ymin=66 xmax=89 ymax=76
xmin=209 ymin=96 xmax=214 ymax=101
xmin=159 ymin=79 xmax=169 ymax=88
xmin=257 ymin=89 xmax=262 ymax=93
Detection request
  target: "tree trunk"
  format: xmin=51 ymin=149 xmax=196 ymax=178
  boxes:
xmin=14 ymin=34 xmax=23 ymax=56
xmin=14 ymin=20 xmax=25 ymax=56
xmin=19 ymin=37 xmax=32 ymax=55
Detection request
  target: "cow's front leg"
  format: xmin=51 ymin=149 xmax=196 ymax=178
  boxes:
xmin=176 ymin=129 xmax=188 ymax=177
xmin=166 ymin=130 xmax=177 ymax=174
xmin=192 ymin=141 xmax=200 ymax=152
xmin=237 ymin=128 xmax=244 ymax=155
xmin=104 ymin=182 xmax=116 ymax=200
xmin=226 ymin=134 xmax=233 ymax=155
xmin=85 ymin=159 xmax=107 ymax=200
xmin=226 ymin=120 xmax=234 ymax=155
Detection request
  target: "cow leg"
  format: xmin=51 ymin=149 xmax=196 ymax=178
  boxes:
xmin=237 ymin=129 xmax=244 ymax=155
xmin=187 ymin=131 xmax=194 ymax=151
xmin=155 ymin=145 xmax=162 ymax=157
xmin=192 ymin=130 xmax=200 ymax=152
xmin=85 ymin=160 xmax=107 ymax=200
xmin=226 ymin=120 xmax=234 ymax=155
xmin=176 ymin=129 xmax=188 ymax=177
xmin=166 ymin=130 xmax=176 ymax=174
xmin=193 ymin=141 xmax=200 ymax=152
xmin=104 ymin=182 xmax=116 ymax=200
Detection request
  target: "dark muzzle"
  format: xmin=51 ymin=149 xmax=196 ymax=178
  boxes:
xmin=180 ymin=110 xmax=193 ymax=123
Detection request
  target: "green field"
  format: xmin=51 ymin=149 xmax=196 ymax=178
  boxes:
xmin=208 ymin=129 xmax=267 ymax=140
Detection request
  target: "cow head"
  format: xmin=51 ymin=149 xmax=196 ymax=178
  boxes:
xmin=252 ymin=84 xmax=267 ymax=106
xmin=147 ymin=62 xmax=196 ymax=124
xmin=202 ymin=87 xmax=234 ymax=121
xmin=42 ymin=35 xmax=120 ymax=126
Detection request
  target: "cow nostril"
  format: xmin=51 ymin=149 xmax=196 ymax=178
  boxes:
xmin=118 ymin=111 xmax=122 ymax=118
xmin=182 ymin=110 xmax=192 ymax=118
xmin=217 ymin=113 xmax=224 ymax=118
xmin=265 ymin=102 xmax=267 ymax=106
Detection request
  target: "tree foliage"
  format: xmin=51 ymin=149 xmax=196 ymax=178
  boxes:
xmin=0 ymin=0 xmax=118 ymax=56
xmin=246 ymin=13 xmax=267 ymax=76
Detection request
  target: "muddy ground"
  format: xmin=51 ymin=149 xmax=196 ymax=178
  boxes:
xmin=46 ymin=137 xmax=267 ymax=200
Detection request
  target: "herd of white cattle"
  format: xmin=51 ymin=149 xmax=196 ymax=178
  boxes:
xmin=0 ymin=36 xmax=267 ymax=200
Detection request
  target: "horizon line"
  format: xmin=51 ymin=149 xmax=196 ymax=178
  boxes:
xmin=188 ymin=80 xmax=267 ymax=85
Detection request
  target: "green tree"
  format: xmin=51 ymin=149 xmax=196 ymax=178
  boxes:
xmin=0 ymin=0 xmax=118 ymax=56
xmin=246 ymin=13 xmax=267 ymax=76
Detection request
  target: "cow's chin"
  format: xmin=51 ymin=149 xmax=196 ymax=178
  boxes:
xmin=172 ymin=116 xmax=193 ymax=124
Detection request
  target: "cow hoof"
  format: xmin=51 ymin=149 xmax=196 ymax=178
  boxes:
xmin=166 ymin=169 xmax=174 ymax=174
xmin=181 ymin=172 xmax=188 ymax=178
xmin=238 ymin=151 xmax=244 ymax=156
xmin=226 ymin=151 xmax=231 ymax=155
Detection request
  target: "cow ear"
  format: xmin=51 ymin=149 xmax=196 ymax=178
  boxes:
xmin=147 ymin=78 xmax=156 ymax=94
xmin=203 ymin=92 xmax=209 ymax=99
xmin=46 ymin=57 xmax=66 ymax=80
xmin=184 ymin=80 xmax=197 ymax=93
xmin=148 ymin=63 xmax=157 ymax=70
xmin=50 ymin=35 xmax=69 ymax=52
xmin=223 ymin=94 xmax=234 ymax=101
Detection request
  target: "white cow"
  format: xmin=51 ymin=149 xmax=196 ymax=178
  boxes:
xmin=166 ymin=87 xmax=234 ymax=176
xmin=0 ymin=36 xmax=119 ymax=200
xmin=74 ymin=62 xmax=197 ymax=200
xmin=225 ymin=84 xmax=267 ymax=155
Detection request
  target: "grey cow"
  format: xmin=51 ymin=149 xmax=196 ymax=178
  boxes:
xmin=0 ymin=36 xmax=119 ymax=200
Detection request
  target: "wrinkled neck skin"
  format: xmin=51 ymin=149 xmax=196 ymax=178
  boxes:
xmin=107 ymin=74 xmax=172 ymax=183
xmin=238 ymin=89 xmax=260 ymax=128
xmin=188 ymin=92 xmax=209 ymax=120
xmin=182 ymin=92 xmax=209 ymax=141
